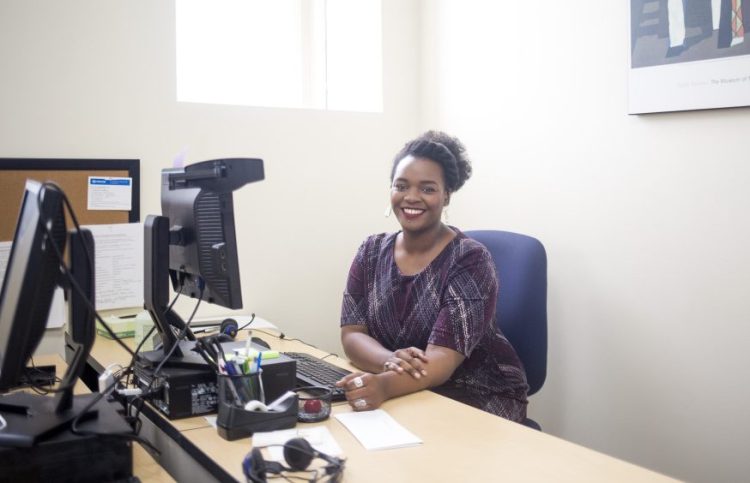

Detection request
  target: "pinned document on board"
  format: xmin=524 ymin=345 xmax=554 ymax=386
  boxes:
xmin=87 ymin=176 xmax=132 ymax=211
xmin=82 ymin=223 xmax=143 ymax=310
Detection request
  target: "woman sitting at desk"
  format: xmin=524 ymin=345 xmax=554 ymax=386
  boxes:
xmin=336 ymin=131 xmax=528 ymax=422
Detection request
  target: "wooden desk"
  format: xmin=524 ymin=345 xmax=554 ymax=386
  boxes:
xmin=88 ymin=331 xmax=679 ymax=483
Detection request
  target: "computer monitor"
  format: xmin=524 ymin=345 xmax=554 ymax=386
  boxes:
xmin=143 ymin=158 xmax=264 ymax=361
xmin=162 ymin=162 xmax=247 ymax=309
xmin=0 ymin=180 xmax=100 ymax=447
xmin=0 ymin=180 xmax=66 ymax=391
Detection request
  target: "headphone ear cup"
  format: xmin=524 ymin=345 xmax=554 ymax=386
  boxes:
xmin=220 ymin=318 xmax=239 ymax=338
xmin=243 ymin=448 xmax=267 ymax=483
xmin=283 ymin=438 xmax=315 ymax=471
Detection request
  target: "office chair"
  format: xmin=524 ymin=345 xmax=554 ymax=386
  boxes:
xmin=465 ymin=230 xmax=547 ymax=430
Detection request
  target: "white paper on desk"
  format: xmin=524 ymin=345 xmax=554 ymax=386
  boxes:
xmin=82 ymin=223 xmax=143 ymax=310
xmin=253 ymin=426 xmax=343 ymax=461
xmin=335 ymin=409 xmax=422 ymax=451
xmin=0 ymin=241 xmax=65 ymax=328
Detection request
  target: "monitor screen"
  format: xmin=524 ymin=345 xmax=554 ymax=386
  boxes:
xmin=0 ymin=180 xmax=66 ymax=391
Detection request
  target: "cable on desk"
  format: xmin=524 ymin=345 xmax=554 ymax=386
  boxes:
xmin=70 ymin=366 xmax=161 ymax=455
xmin=24 ymin=357 xmax=62 ymax=394
xmin=70 ymin=290 xmax=184 ymax=450
xmin=130 ymin=287 xmax=204 ymax=426
xmin=237 ymin=312 xmax=256 ymax=332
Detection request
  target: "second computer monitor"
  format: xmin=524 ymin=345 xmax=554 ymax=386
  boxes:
xmin=0 ymin=180 xmax=66 ymax=391
xmin=160 ymin=158 xmax=264 ymax=310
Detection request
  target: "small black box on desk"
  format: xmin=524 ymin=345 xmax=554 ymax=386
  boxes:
xmin=0 ymin=395 xmax=133 ymax=482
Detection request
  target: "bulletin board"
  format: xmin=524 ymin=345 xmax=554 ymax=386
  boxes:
xmin=0 ymin=158 xmax=140 ymax=241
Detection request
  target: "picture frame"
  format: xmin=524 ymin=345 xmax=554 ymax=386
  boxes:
xmin=629 ymin=0 xmax=750 ymax=113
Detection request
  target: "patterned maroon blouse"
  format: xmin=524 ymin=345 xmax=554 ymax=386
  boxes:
xmin=341 ymin=229 xmax=528 ymax=422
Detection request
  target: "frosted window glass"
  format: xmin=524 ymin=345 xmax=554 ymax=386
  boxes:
xmin=326 ymin=0 xmax=382 ymax=112
xmin=176 ymin=0 xmax=382 ymax=112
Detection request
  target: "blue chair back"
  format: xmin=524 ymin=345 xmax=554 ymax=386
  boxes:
xmin=465 ymin=230 xmax=547 ymax=396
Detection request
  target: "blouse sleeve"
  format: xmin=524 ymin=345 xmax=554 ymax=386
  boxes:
xmin=428 ymin=243 xmax=498 ymax=357
xmin=340 ymin=240 xmax=369 ymax=327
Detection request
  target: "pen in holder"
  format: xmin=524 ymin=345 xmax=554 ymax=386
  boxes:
xmin=216 ymin=372 xmax=298 ymax=441
xmin=218 ymin=372 xmax=262 ymax=409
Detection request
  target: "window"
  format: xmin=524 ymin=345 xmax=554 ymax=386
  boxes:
xmin=176 ymin=0 xmax=382 ymax=112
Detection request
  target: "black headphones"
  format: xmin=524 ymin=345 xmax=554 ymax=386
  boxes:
xmin=219 ymin=318 xmax=239 ymax=339
xmin=243 ymin=438 xmax=344 ymax=483
xmin=193 ymin=318 xmax=239 ymax=341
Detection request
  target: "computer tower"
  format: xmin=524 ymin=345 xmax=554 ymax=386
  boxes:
xmin=134 ymin=340 xmax=296 ymax=419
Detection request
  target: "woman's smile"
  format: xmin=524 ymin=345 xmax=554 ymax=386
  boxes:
xmin=401 ymin=207 xmax=426 ymax=219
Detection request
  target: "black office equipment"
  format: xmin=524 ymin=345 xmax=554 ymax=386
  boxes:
xmin=0 ymin=395 xmax=133 ymax=481
xmin=283 ymin=352 xmax=350 ymax=402
xmin=0 ymin=182 xmax=97 ymax=413
xmin=134 ymin=340 xmax=296 ymax=419
xmin=0 ymin=181 xmax=133 ymax=479
xmin=135 ymin=158 xmax=298 ymax=419
xmin=142 ymin=157 xmax=264 ymax=360
xmin=0 ymin=181 xmax=66 ymax=394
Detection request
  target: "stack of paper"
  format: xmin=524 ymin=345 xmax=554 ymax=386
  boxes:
xmin=334 ymin=409 xmax=422 ymax=450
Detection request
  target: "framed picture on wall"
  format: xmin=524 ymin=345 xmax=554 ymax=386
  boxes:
xmin=629 ymin=0 xmax=750 ymax=113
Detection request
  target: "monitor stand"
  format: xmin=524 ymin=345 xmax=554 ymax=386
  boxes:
xmin=0 ymin=392 xmax=107 ymax=447
xmin=0 ymin=229 xmax=106 ymax=448
xmin=0 ymin=393 xmax=133 ymax=481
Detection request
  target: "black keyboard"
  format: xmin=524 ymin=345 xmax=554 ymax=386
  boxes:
xmin=283 ymin=352 xmax=351 ymax=402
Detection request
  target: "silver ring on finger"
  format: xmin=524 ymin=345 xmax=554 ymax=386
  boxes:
xmin=353 ymin=376 xmax=364 ymax=388
xmin=354 ymin=398 xmax=367 ymax=409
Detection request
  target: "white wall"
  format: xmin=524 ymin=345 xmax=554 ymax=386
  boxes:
xmin=0 ymin=0 xmax=421 ymax=355
xmin=3 ymin=1 xmax=748 ymax=482
xmin=421 ymin=2 xmax=750 ymax=482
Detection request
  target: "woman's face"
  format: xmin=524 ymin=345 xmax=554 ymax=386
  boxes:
xmin=390 ymin=155 xmax=449 ymax=234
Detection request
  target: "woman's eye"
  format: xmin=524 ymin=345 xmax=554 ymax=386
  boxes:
xmin=393 ymin=184 xmax=407 ymax=191
xmin=421 ymin=187 xmax=437 ymax=194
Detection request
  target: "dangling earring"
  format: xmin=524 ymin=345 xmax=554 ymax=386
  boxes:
xmin=384 ymin=205 xmax=392 ymax=218
xmin=442 ymin=208 xmax=449 ymax=222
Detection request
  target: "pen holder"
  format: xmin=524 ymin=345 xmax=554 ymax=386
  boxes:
xmin=218 ymin=372 xmax=263 ymax=408
xmin=216 ymin=373 xmax=298 ymax=441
